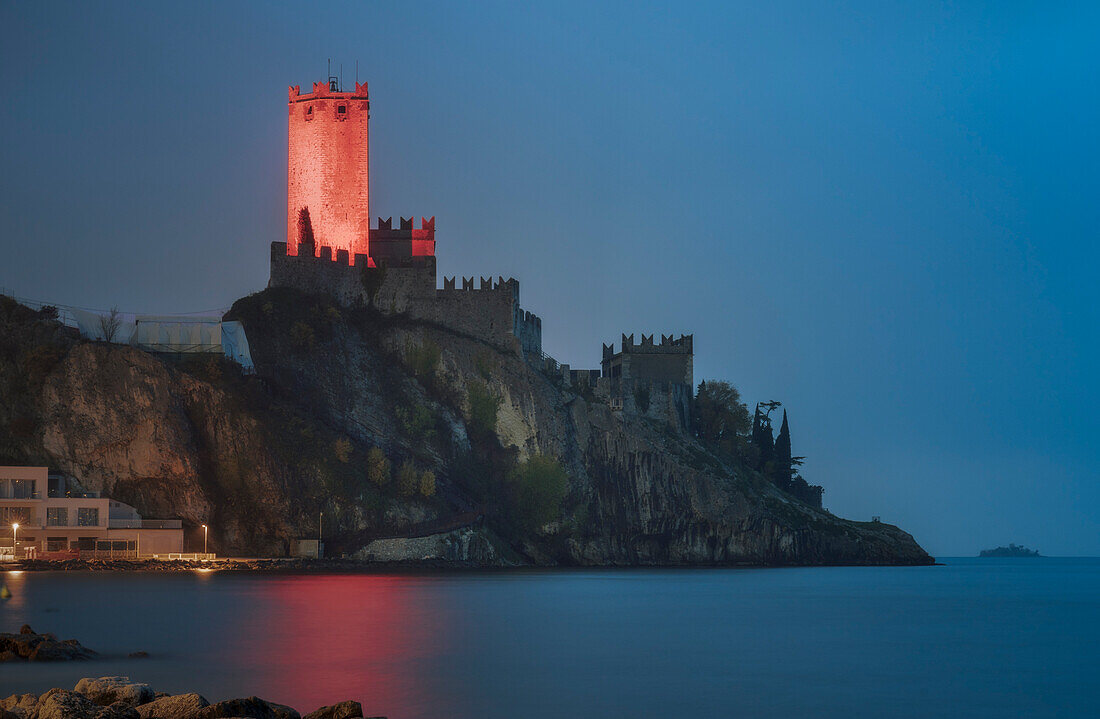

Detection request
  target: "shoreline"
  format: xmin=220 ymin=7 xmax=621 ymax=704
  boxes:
xmin=7 ymin=556 xmax=939 ymax=573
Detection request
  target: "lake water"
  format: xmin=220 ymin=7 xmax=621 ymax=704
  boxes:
xmin=1 ymin=558 xmax=1097 ymax=718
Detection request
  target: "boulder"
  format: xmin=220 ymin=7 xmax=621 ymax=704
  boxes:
xmin=19 ymin=625 xmax=34 ymax=635
xmin=37 ymin=691 xmax=97 ymax=719
xmin=30 ymin=641 xmax=92 ymax=662
xmin=1 ymin=692 xmax=41 ymax=719
xmin=92 ymin=705 xmax=138 ymax=719
xmin=0 ymin=632 xmax=43 ymax=658
xmin=73 ymin=680 xmax=154 ymax=709
xmin=0 ymin=632 xmax=96 ymax=662
xmin=302 ymin=703 xmax=362 ymax=719
xmin=193 ymin=698 xmax=299 ymax=719
xmin=134 ymin=694 xmax=209 ymax=719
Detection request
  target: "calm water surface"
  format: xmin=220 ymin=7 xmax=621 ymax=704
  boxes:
xmin=1 ymin=558 xmax=1097 ymax=718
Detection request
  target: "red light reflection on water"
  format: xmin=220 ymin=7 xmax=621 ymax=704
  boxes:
xmin=223 ymin=575 xmax=447 ymax=716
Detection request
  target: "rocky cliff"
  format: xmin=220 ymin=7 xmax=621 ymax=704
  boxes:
xmin=0 ymin=293 xmax=932 ymax=565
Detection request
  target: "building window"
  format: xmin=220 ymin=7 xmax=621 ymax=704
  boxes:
xmin=77 ymin=507 xmax=99 ymax=527
xmin=336 ymin=104 xmax=347 ymax=121
xmin=305 ymin=105 xmax=314 ymax=120
xmin=46 ymin=537 xmax=67 ymax=552
xmin=0 ymin=507 xmax=31 ymax=526
xmin=47 ymin=507 xmax=68 ymax=526
xmin=10 ymin=479 xmax=36 ymax=499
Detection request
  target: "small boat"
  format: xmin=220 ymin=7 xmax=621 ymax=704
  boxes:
xmin=0 ymin=583 xmax=11 ymax=600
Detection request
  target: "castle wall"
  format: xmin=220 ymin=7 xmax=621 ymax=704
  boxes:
xmin=287 ymin=82 xmax=371 ymax=262
xmin=270 ymin=244 xmax=541 ymax=354
xmin=515 ymin=309 xmax=542 ymax=357
xmin=600 ymin=333 xmax=694 ymax=432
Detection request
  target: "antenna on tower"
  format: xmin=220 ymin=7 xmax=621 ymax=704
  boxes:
xmin=327 ymin=58 xmax=339 ymax=92
xmin=355 ymin=60 xmax=358 ymax=85
xmin=340 ymin=63 xmax=343 ymax=91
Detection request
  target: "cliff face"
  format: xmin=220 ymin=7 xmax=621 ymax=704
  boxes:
xmin=0 ymin=293 xmax=932 ymax=565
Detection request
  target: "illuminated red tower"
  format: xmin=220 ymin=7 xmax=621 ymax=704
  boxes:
xmin=287 ymin=79 xmax=371 ymax=263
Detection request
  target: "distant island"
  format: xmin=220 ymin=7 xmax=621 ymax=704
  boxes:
xmin=979 ymin=544 xmax=1041 ymax=558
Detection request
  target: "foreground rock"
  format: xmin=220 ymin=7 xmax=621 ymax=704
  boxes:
xmin=302 ymin=702 xmax=363 ymax=719
xmin=135 ymin=694 xmax=208 ymax=719
xmin=73 ymin=679 xmax=153 ymax=708
xmin=1 ymin=679 xmax=378 ymax=719
xmin=0 ymin=627 xmax=96 ymax=663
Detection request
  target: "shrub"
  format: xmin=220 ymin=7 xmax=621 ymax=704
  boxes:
xmin=290 ymin=321 xmax=315 ymax=351
xmin=396 ymin=461 xmax=419 ymax=497
xmin=405 ymin=340 xmax=441 ymax=381
xmin=507 ymin=455 xmax=569 ymax=532
xmin=367 ymin=447 xmax=391 ymax=487
xmin=332 ymin=437 xmax=352 ymax=464
xmin=467 ymin=381 xmax=501 ymax=438
xmin=419 ymin=470 xmax=436 ymax=498
xmin=475 ymin=351 xmax=494 ymax=381
xmin=396 ymin=404 xmax=438 ymax=442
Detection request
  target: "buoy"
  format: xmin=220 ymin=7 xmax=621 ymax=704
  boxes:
xmin=0 ymin=583 xmax=11 ymax=600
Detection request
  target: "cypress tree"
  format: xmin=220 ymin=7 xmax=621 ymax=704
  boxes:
xmin=751 ymin=403 xmax=775 ymax=471
xmin=298 ymin=207 xmax=316 ymax=254
xmin=773 ymin=410 xmax=792 ymax=490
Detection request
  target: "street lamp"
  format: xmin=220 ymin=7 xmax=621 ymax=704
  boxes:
xmin=11 ymin=523 xmax=18 ymax=555
xmin=201 ymin=524 xmax=208 ymax=555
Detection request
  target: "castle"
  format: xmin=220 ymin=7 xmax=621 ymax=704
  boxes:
xmin=269 ymin=77 xmax=693 ymax=429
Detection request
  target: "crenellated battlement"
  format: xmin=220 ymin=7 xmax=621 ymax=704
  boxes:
xmin=289 ymin=80 xmax=370 ymax=102
xmin=602 ymin=333 xmax=693 ymax=358
xmin=369 ymin=216 xmax=436 ymax=262
xmin=440 ymin=276 xmax=519 ymax=295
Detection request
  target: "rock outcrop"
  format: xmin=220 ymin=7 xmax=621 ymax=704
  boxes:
xmin=1 ymin=680 xmax=370 ymax=719
xmin=0 ymin=293 xmax=932 ymax=565
xmin=0 ymin=627 xmax=97 ymax=663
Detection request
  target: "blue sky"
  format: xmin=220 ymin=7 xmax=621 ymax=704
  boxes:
xmin=2 ymin=1 xmax=1098 ymax=555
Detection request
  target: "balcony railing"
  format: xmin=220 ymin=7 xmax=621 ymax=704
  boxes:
xmin=0 ymin=491 xmax=42 ymax=500
xmin=106 ymin=518 xmax=182 ymax=529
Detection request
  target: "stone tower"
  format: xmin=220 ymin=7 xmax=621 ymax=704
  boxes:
xmin=287 ymin=79 xmax=371 ymax=263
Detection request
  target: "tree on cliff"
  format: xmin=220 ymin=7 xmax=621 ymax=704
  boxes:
xmin=98 ymin=307 xmax=122 ymax=343
xmin=506 ymin=455 xmax=569 ymax=532
xmin=467 ymin=381 xmax=501 ymax=440
xmin=397 ymin=460 xmax=419 ymax=497
xmin=772 ymin=410 xmax=794 ymax=491
xmin=751 ymin=401 xmax=782 ymax=471
xmin=297 ymin=207 xmax=315 ymax=253
xmin=693 ymin=380 xmax=752 ymax=461
xmin=366 ymin=447 xmax=391 ymax=487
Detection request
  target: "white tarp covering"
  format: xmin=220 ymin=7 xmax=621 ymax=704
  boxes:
xmin=73 ymin=311 xmax=255 ymax=372
xmin=220 ymin=320 xmax=255 ymax=372
xmin=133 ymin=316 xmax=223 ymax=353
xmin=72 ymin=308 xmax=136 ymax=343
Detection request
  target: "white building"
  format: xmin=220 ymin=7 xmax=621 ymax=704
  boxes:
xmin=0 ymin=466 xmax=186 ymax=559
